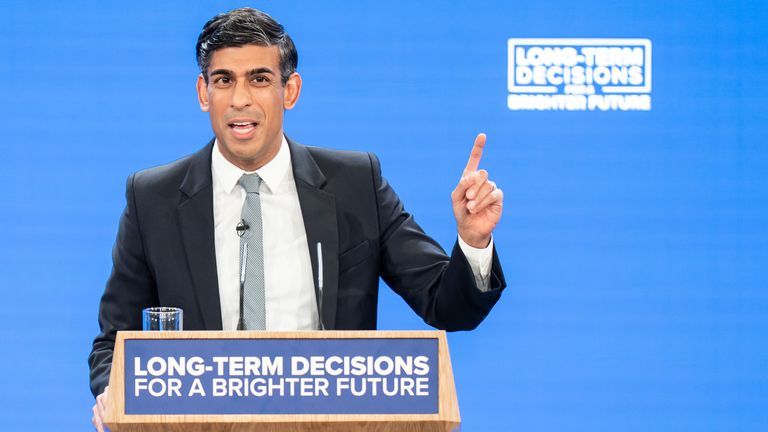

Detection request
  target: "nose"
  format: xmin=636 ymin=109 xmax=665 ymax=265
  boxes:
xmin=230 ymin=80 xmax=252 ymax=109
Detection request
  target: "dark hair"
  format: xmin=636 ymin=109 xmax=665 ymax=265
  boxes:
xmin=196 ymin=7 xmax=298 ymax=85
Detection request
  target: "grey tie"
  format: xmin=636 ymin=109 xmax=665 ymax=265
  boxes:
xmin=238 ymin=173 xmax=266 ymax=330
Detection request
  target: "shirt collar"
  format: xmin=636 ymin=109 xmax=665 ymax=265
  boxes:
xmin=212 ymin=136 xmax=291 ymax=195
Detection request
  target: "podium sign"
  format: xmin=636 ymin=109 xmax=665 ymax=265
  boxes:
xmin=124 ymin=337 xmax=439 ymax=415
xmin=106 ymin=331 xmax=460 ymax=432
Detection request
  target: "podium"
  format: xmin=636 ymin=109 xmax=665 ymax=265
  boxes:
xmin=104 ymin=330 xmax=461 ymax=431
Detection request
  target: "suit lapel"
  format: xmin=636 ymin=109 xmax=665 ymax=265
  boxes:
xmin=289 ymin=139 xmax=339 ymax=330
xmin=177 ymin=140 xmax=223 ymax=330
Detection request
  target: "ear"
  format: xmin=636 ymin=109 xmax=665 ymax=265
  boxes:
xmin=196 ymin=73 xmax=209 ymax=112
xmin=283 ymin=72 xmax=302 ymax=110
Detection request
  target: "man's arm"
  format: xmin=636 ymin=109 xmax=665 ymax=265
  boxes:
xmin=371 ymin=149 xmax=505 ymax=331
xmin=89 ymin=173 xmax=158 ymax=397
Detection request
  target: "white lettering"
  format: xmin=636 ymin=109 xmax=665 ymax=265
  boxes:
xmin=188 ymin=378 xmax=205 ymax=396
xmin=292 ymin=356 xmax=309 ymax=376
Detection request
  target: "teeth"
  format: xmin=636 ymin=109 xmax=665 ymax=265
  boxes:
xmin=231 ymin=123 xmax=255 ymax=135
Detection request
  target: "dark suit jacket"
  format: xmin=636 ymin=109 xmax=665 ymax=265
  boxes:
xmin=89 ymin=138 xmax=506 ymax=397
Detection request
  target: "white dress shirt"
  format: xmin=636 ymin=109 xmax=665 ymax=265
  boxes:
xmin=212 ymin=137 xmax=493 ymax=331
xmin=213 ymin=137 xmax=317 ymax=330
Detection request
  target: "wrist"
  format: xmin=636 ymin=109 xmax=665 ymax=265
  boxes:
xmin=459 ymin=232 xmax=491 ymax=249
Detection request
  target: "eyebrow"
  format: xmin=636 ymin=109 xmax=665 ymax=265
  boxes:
xmin=247 ymin=67 xmax=276 ymax=76
xmin=209 ymin=67 xmax=276 ymax=77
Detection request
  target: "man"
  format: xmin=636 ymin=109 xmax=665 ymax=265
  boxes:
xmin=90 ymin=7 xmax=505 ymax=431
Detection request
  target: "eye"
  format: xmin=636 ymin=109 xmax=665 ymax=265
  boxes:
xmin=251 ymin=75 xmax=271 ymax=87
xmin=212 ymin=76 xmax=232 ymax=87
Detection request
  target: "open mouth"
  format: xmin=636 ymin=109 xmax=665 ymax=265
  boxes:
xmin=228 ymin=121 xmax=258 ymax=135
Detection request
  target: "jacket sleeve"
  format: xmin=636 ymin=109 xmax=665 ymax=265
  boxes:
xmin=370 ymin=153 xmax=506 ymax=331
xmin=88 ymin=173 xmax=158 ymax=397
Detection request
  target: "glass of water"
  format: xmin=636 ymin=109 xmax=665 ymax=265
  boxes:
xmin=142 ymin=307 xmax=183 ymax=331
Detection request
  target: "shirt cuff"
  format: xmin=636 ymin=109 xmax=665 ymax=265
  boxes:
xmin=457 ymin=235 xmax=493 ymax=292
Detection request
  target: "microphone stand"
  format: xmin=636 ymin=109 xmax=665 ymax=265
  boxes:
xmin=237 ymin=243 xmax=248 ymax=330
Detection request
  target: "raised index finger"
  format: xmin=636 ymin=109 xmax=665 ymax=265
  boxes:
xmin=463 ymin=133 xmax=486 ymax=175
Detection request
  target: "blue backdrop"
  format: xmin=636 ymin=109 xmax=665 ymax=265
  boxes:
xmin=1 ymin=1 xmax=766 ymax=430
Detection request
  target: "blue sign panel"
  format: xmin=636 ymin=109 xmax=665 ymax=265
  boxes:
xmin=123 ymin=338 xmax=439 ymax=415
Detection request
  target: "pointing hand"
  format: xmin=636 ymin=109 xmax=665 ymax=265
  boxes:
xmin=450 ymin=133 xmax=503 ymax=248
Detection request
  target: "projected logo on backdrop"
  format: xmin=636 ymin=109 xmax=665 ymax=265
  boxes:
xmin=507 ymin=38 xmax=652 ymax=111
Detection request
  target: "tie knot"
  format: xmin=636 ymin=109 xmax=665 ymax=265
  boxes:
xmin=238 ymin=173 xmax=262 ymax=194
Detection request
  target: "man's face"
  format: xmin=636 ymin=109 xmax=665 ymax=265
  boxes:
xmin=196 ymin=44 xmax=301 ymax=171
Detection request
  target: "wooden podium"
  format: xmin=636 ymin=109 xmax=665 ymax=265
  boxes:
xmin=105 ymin=330 xmax=460 ymax=432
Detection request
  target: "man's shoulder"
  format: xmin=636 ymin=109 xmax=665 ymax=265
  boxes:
xmin=302 ymin=143 xmax=372 ymax=166
xmin=290 ymin=140 xmax=380 ymax=189
xmin=130 ymin=141 xmax=213 ymax=191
